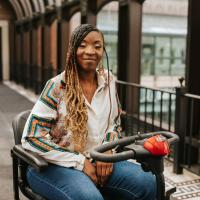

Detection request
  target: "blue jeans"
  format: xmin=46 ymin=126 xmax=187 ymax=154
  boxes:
xmin=26 ymin=161 xmax=156 ymax=200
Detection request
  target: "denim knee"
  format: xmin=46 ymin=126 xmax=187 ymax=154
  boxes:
xmin=139 ymin=172 xmax=157 ymax=200
xmin=26 ymin=166 xmax=104 ymax=200
xmin=72 ymin=186 xmax=104 ymax=200
xmin=104 ymin=161 xmax=157 ymax=200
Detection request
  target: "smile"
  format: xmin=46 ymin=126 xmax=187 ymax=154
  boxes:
xmin=83 ymin=59 xmax=96 ymax=61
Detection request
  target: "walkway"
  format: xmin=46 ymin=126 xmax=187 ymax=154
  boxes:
xmin=0 ymin=83 xmax=34 ymax=200
xmin=0 ymin=82 xmax=199 ymax=200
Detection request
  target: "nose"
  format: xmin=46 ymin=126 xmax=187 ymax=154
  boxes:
xmin=85 ymin=46 xmax=95 ymax=55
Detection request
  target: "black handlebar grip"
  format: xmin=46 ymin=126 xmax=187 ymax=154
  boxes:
xmin=90 ymin=131 xmax=179 ymax=162
xmin=159 ymin=131 xmax=179 ymax=145
xmin=90 ymin=150 xmax=135 ymax=163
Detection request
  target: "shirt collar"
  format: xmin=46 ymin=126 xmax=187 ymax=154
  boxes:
xmin=60 ymin=70 xmax=108 ymax=90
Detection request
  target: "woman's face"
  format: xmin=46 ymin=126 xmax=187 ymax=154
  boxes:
xmin=76 ymin=31 xmax=104 ymax=72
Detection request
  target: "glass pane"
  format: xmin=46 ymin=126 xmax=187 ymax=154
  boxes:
xmin=155 ymin=37 xmax=170 ymax=58
xmin=97 ymin=2 xmax=119 ymax=75
xmin=155 ymin=58 xmax=170 ymax=75
xmin=171 ymin=59 xmax=185 ymax=76
xmin=171 ymin=37 xmax=186 ymax=58
xmin=141 ymin=36 xmax=155 ymax=75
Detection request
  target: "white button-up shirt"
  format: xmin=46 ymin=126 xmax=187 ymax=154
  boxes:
xmin=22 ymin=70 xmax=121 ymax=170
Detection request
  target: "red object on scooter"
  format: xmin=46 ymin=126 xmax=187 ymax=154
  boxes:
xmin=143 ymin=134 xmax=170 ymax=156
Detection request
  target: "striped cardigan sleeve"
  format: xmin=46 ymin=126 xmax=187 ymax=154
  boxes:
xmin=21 ymin=79 xmax=85 ymax=171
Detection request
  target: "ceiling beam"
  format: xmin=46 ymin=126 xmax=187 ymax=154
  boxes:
xmin=11 ymin=0 xmax=24 ymax=19
xmin=18 ymin=0 xmax=30 ymax=17
xmin=9 ymin=0 xmax=22 ymax=20
xmin=38 ymin=0 xmax=45 ymax=13
xmin=31 ymin=0 xmax=40 ymax=12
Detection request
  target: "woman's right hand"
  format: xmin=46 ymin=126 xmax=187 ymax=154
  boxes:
xmin=83 ymin=159 xmax=98 ymax=185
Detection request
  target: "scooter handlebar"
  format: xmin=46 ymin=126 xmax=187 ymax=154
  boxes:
xmin=90 ymin=131 xmax=179 ymax=162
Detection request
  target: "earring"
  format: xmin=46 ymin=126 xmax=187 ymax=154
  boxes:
xmin=98 ymin=60 xmax=104 ymax=76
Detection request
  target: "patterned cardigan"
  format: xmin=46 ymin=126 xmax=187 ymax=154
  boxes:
xmin=22 ymin=70 xmax=121 ymax=171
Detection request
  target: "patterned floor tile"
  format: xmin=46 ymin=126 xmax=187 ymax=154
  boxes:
xmin=164 ymin=160 xmax=200 ymax=200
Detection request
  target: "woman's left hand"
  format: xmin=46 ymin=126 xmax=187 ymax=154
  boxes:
xmin=96 ymin=151 xmax=113 ymax=187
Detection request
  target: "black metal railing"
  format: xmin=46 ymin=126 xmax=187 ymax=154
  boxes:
xmin=175 ymin=90 xmax=200 ymax=175
xmin=116 ymin=80 xmax=175 ymax=135
xmin=116 ymin=80 xmax=200 ymax=175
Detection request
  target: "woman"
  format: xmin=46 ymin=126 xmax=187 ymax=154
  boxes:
xmin=22 ymin=24 xmax=156 ymax=200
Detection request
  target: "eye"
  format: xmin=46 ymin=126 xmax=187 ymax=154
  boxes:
xmin=79 ymin=43 xmax=86 ymax=48
xmin=95 ymin=44 xmax=102 ymax=49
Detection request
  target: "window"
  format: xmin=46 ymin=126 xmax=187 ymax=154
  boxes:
xmin=141 ymin=35 xmax=186 ymax=77
xmin=141 ymin=0 xmax=188 ymax=88
xmin=97 ymin=2 xmax=119 ymax=75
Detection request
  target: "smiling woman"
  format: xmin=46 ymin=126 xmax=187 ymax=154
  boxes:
xmin=21 ymin=24 xmax=156 ymax=200
xmin=77 ymin=31 xmax=104 ymax=103
xmin=77 ymin=31 xmax=104 ymax=73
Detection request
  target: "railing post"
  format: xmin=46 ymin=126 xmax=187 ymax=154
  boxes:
xmin=173 ymin=86 xmax=186 ymax=174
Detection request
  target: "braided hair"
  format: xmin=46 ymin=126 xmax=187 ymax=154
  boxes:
xmin=64 ymin=24 xmax=104 ymax=153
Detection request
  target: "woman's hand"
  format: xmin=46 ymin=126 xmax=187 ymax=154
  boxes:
xmin=83 ymin=159 xmax=98 ymax=185
xmin=96 ymin=151 xmax=113 ymax=187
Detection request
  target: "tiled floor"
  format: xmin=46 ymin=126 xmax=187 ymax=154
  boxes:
xmin=3 ymin=81 xmax=200 ymax=200
xmin=164 ymin=160 xmax=200 ymax=200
